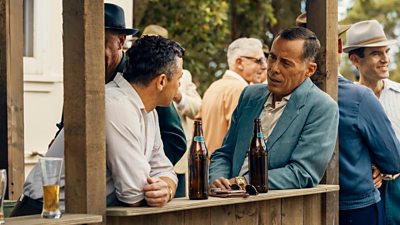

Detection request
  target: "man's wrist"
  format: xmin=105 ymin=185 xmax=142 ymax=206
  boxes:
xmin=232 ymin=176 xmax=247 ymax=190
xmin=167 ymin=185 xmax=174 ymax=201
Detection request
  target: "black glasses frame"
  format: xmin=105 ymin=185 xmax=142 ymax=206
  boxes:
xmin=240 ymin=56 xmax=267 ymax=65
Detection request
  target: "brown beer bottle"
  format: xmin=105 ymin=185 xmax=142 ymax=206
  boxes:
xmin=248 ymin=118 xmax=268 ymax=193
xmin=188 ymin=120 xmax=209 ymax=200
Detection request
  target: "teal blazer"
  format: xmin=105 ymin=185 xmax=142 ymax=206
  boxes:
xmin=209 ymin=79 xmax=339 ymax=189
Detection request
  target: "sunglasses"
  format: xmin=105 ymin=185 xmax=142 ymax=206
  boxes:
xmin=230 ymin=183 xmax=259 ymax=195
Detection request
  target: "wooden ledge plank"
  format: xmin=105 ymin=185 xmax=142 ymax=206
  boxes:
xmin=107 ymin=185 xmax=339 ymax=217
xmin=4 ymin=214 xmax=102 ymax=225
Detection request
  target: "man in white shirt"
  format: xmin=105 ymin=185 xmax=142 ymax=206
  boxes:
xmin=11 ymin=36 xmax=184 ymax=216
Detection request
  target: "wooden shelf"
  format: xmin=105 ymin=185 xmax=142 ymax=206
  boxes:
xmin=4 ymin=214 xmax=102 ymax=225
xmin=107 ymin=184 xmax=339 ymax=217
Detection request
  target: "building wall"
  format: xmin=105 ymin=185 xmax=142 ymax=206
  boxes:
xmin=24 ymin=0 xmax=133 ymax=178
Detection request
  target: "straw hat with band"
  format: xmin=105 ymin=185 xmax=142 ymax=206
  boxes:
xmin=105 ymin=3 xmax=139 ymax=36
xmin=295 ymin=12 xmax=351 ymax=37
xmin=343 ymin=19 xmax=397 ymax=53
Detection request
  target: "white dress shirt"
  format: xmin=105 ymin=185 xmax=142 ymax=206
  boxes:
xmin=23 ymin=73 xmax=177 ymax=206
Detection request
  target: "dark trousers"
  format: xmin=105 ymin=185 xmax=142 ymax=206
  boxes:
xmin=339 ymin=201 xmax=385 ymax=225
xmin=9 ymin=195 xmax=42 ymax=217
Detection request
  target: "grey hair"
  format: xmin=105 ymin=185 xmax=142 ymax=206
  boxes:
xmin=227 ymin=38 xmax=263 ymax=69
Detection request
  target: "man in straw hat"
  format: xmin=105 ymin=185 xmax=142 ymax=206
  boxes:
xmin=344 ymin=19 xmax=400 ymax=225
xmin=298 ymin=13 xmax=400 ymax=225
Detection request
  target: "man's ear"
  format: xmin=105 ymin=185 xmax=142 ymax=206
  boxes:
xmin=305 ymin=62 xmax=317 ymax=78
xmin=118 ymin=34 xmax=127 ymax=50
xmin=155 ymin=74 xmax=168 ymax=91
xmin=349 ymin=54 xmax=360 ymax=69
xmin=236 ymin=58 xmax=244 ymax=70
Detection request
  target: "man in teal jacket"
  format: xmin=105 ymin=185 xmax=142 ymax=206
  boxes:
xmin=210 ymin=27 xmax=339 ymax=189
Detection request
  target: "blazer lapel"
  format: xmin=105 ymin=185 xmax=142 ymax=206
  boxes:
xmin=266 ymin=79 xmax=312 ymax=150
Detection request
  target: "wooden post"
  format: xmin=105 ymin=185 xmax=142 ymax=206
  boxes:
xmin=0 ymin=0 xmax=24 ymax=200
xmin=63 ymin=1 xmax=106 ymax=224
xmin=306 ymin=1 xmax=339 ymax=225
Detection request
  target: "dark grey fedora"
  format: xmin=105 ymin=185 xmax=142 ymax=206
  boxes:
xmin=105 ymin=3 xmax=139 ymax=36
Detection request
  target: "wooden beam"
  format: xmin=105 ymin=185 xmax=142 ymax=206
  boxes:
xmin=306 ymin=1 xmax=339 ymax=225
xmin=0 ymin=0 xmax=24 ymax=200
xmin=63 ymin=1 xmax=106 ymax=224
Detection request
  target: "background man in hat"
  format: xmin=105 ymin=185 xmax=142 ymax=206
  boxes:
xmin=209 ymin=27 xmax=338 ymax=191
xmin=50 ymin=4 xmax=187 ymax=168
xmin=298 ymin=14 xmax=400 ymax=225
xmin=344 ymin=19 xmax=400 ymax=225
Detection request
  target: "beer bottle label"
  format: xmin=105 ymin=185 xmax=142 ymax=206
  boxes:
xmin=193 ymin=136 xmax=205 ymax=142
xmin=257 ymin=132 xmax=264 ymax=138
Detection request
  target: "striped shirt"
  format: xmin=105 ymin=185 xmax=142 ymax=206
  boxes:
xmin=380 ymin=79 xmax=400 ymax=140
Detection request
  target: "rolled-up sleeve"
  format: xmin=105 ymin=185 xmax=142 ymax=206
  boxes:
xmin=106 ymin=98 xmax=149 ymax=204
xmin=149 ymin=113 xmax=178 ymax=184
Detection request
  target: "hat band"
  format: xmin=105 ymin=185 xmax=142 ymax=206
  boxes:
xmin=353 ymin=36 xmax=387 ymax=46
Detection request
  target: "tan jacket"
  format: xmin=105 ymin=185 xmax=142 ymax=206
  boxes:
xmin=200 ymin=72 xmax=247 ymax=155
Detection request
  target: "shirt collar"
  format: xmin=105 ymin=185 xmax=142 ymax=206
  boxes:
xmin=224 ymin=70 xmax=249 ymax=86
xmin=383 ymin=79 xmax=400 ymax=93
xmin=265 ymin=93 xmax=291 ymax=107
xmin=113 ymin=73 xmax=146 ymax=110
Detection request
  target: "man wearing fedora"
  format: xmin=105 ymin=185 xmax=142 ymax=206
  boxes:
xmin=11 ymin=35 xmax=184 ymax=216
xmin=9 ymin=4 xmax=186 ymax=216
xmin=344 ymin=19 xmax=400 ymax=225
xmin=296 ymin=14 xmax=400 ymax=225
xmin=51 ymin=4 xmax=186 ymax=167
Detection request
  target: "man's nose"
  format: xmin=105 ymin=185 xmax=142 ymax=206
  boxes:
xmin=260 ymin=60 xmax=267 ymax=70
xmin=381 ymin=52 xmax=390 ymax=63
xmin=268 ymin=61 xmax=279 ymax=73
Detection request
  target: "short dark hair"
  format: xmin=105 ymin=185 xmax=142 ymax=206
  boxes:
xmin=276 ymin=27 xmax=321 ymax=62
xmin=124 ymin=35 xmax=184 ymax=86
xmin=348 ymin=47 xmax=365 ymax=58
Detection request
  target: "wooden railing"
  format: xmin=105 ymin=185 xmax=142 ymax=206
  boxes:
xmin=107 ymin=185 xmax=339 ymax=225
xmin=4 ymin=214 xmax=102 ymax=225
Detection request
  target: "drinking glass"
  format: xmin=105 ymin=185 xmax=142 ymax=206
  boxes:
xmin=0 ymin=169 xmax=7 ymax=224
xmin=39 ymin=157 xmax=63 ymax=219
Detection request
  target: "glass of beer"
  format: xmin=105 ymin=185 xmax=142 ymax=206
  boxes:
xmin=0 ymin=170 xmax=6 ymax=224
xmin=39 ymin=157 xmax=63 ymax=219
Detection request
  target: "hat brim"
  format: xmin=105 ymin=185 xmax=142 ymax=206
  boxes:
xmin=338 ymin=24 xmax=351 ymax=37
xmin=343 ymin=39 xmax=398 ymax=53
xmin=105 ymin=27 xmax=139 ymax=36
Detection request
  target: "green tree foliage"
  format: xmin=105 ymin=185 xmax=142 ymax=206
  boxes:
xmin=341 ymin=0 xmax=400 ymax=82
xmin=140 ymin=0 xmax=230 ymax=94
xmin=139 ymin=0 xmax=303 ymax=94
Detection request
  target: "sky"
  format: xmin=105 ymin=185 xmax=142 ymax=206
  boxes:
xmin=338 ymin=0 xmax=354 ymax=21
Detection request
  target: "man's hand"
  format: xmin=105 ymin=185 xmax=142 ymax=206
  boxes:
xmin=372 ymin=165 xmax=382 ymax=189
xmin=143 ymin=177 xmax=171 ymax=207
xmin=210 ymin=177 xmax=232 ymax=190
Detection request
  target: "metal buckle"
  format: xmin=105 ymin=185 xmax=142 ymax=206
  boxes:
xmin=381 ymin=173 xmax=400 ymax=180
